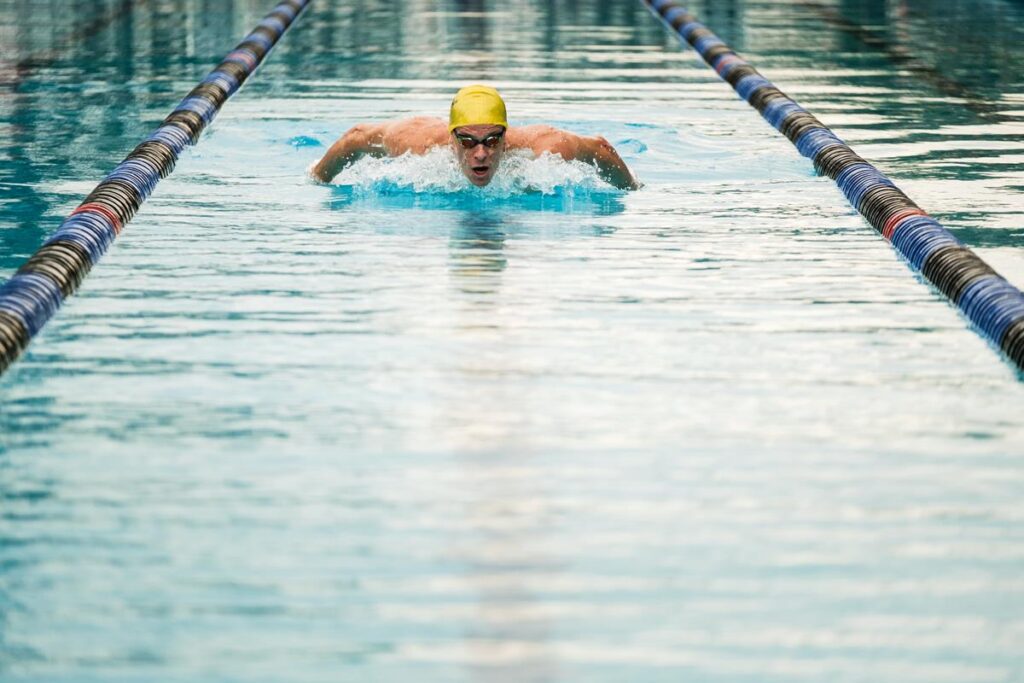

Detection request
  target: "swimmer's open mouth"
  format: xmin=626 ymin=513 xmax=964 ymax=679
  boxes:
xmin=471 ymin=166 xmax=489 ymax=176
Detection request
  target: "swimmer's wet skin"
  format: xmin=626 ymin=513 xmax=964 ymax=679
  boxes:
xmin=311 ymin=85 xmax=640 ymax=190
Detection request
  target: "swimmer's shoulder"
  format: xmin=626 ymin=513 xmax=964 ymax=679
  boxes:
xmin=383 ymin=116 xmax=449 ymax=154
xmin=506 ymin=124 xmax=578 ymax=158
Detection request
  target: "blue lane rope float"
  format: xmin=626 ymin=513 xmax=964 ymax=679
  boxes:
xmin=642 ymin=0 xmax=1024 ymax=373
xmin=0 ymin=0 xmax=311 ymax=374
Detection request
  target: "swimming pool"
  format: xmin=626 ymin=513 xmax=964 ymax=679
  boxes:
xmin=2 ymin=0 xmax=1023 ymax=680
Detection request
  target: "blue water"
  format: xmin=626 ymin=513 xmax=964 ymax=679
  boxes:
xmin=2 ymin=0 xmax=1024 ymax=680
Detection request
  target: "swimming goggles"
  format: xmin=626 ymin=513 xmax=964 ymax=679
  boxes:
xmin=454 ymin=131 xmax=505 ymax=149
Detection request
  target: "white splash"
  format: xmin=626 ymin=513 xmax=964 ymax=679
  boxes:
xmin=322 ymin=147 xmax=615 ymax=197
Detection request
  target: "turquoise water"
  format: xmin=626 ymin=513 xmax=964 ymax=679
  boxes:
xmin=2 ymin=0 xmax=1024 ymax=680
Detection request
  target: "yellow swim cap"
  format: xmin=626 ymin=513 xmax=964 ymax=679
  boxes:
xmin=448 ymin=85 xmax=508 ymax=132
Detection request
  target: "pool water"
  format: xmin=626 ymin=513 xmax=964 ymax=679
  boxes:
xmin=2 ymin=0 xmax=1024 ymax=680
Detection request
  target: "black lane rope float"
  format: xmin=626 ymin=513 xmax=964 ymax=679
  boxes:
xmin=0 ymin=0 xmax=311 ymax=375
xmin=642 ymin=0 xmax=1024 ymax=373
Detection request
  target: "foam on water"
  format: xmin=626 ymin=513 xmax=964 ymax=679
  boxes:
xmin=325 ymin=146 xmax=618 ymax=198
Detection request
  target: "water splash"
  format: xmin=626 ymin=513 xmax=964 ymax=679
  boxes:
xmin=325 ymin=147 xmax=618 ymax=198
xmin=289 ymin=135 xmax=322 ymax=148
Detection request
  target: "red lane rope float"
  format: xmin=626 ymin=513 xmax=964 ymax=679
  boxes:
xmin=70 ymin=203 xmax=124 ymax=235
xmin=882 ymin=209 xmax=928 ymax=240
xmin=0 ymin=0 xmax=312 ymax=376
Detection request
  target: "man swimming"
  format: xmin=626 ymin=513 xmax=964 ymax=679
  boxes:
xmin=311 ymin=85 xmax=639 ymax=190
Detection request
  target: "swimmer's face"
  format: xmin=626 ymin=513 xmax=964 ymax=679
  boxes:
xmin=450 ymin=124 xmax=506 ymax=187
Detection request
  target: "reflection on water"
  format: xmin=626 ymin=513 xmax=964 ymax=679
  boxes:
xmin=1 ymin=0 xmax=1024 ymax=681
xmin=450 ymin=213 xmax=508 ymax=298
xmin=796 ymin=0 xmax=999 ymax=114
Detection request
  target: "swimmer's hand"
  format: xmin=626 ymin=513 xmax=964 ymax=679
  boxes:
xmin=578 ymin=135 xmax=640 ymax=190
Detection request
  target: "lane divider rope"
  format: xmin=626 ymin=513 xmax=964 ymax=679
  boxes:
xmin=0 ymin=0 xmax=312 ymax=375
xmin=642 ymin=0 xmax=1024 ymax=373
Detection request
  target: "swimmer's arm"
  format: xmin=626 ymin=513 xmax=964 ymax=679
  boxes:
xmin=311 ymin=123 xmax=388 ymax=182
xmin=521 ymin=127 xmax=639 ymax=190
xmin=568 ymin=135 xmax=640 ymax=191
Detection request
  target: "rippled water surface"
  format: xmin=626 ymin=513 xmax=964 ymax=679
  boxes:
xmin=2 ymin=0 xmax=1024 ymax=680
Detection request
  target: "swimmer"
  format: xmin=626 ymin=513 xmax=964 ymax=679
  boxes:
xmin=311 ymin=85 xmax=640 ymax=190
